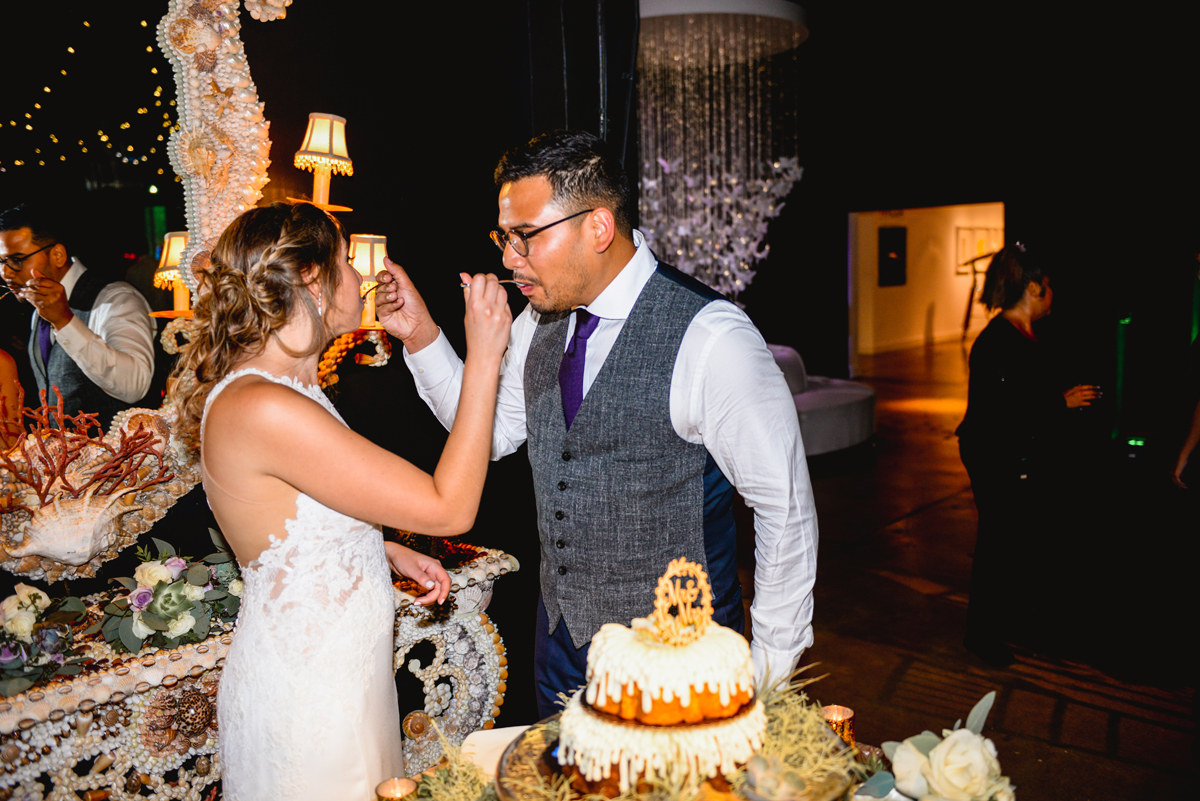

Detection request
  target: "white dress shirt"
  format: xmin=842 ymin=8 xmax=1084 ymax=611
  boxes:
xmin=404 ymin=231 xmax=818 ymax=685
xmin=42 ymin=259 xmax=155 ymax=403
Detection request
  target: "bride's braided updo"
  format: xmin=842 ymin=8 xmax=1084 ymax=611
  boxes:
xmin=169 ymin=202 xmax=348 ymax=453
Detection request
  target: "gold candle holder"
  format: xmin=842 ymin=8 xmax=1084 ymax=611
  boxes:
xmin=822 ymin=704 xmax=855 ymax=746
xmin=376 ymin=777 xmax=417 ymax=800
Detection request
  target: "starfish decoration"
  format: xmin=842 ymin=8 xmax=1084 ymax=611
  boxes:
xmin=206 ymin=80 xmax=235 ymax=120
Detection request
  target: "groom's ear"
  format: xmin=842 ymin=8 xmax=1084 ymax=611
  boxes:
xmin=586 ymin=207 xmax=618 ymax=254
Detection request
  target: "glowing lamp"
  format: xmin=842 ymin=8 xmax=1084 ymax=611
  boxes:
xmin=153 ymin=231 xmax=191 ymax=311
xmin=349 ymin=234 xmax=388 ymax=328
xmin=294 ymin=112 xmax=352 ymax=209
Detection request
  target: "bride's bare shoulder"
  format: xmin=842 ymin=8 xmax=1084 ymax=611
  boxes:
xmin=204 ymin=376 xmax=339 ymax=446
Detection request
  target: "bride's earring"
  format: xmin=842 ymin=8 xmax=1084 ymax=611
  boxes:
xmin=317 ymin=290 xmax=323 ymax=316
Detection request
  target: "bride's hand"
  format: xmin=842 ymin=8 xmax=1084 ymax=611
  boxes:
xmin=460 ymin=272 xmax=511 ymax=363
xmin=384 ymin=541 xmax=451 ymax=605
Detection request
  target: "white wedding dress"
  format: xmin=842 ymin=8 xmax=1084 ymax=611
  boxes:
xmin=202 ymin=369 xmax=404 ymax=800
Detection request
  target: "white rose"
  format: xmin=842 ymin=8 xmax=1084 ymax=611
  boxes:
xmin=923 ymin=729 xmax=1001 ymax=801
xmin=4 ymin=610 xmax=36 ymax=643
xmin=134 ymin=561 xmax=175 ymax=587
xmin=228 ymin=579 xmax=243 ymax=597
xmin=131 ymin=612 xmax=155 ymax=640
xmin=0 ymin=595 xmax=20 ymax=621
xmin=166 ymin=611 xmax=196 ymax=639
xmin=14 ymin=583 xmax=50 ymax=612
xmin=987 ymin=777 xmax=1015 ymax=801
xmin=891 ymin=740 xmax=931 ymax=799
xmin=183 ymin=584 xmax=206 ymax=602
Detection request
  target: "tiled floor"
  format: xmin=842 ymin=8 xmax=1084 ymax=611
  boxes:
xmin=757 ymin=341 xmax=1193 ymax=800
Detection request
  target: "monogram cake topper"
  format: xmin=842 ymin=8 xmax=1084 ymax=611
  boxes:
xmin=647 ymin=558 xmax=714 ymax=645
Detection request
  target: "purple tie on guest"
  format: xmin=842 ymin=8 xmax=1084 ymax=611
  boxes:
xmin=559 ymin=308 xmax=601 ymax=429
xmin=38 ymin=317 xmax=52 ymax=364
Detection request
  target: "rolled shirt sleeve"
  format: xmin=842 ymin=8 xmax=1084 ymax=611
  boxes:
xmin=403 ymin=306 xmax=538 ymax=460
xmin=53 ymin=282 xmax=155 ymax=404
xmin=673 ymin=302 xmax=818 ymax=688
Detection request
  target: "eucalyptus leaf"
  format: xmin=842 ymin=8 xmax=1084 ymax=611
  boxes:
xmin=83 ymin=621 xmax=103 ymax=636
xmin=163 ymin=636 xmax=181 ymax=650
xmin=141 ymin=612 xmax=169 ymax=632
xmin=118 ymin=616 xmax=142 ymax=653
xmin=966 ymin=691 xmax=996 ymax=735
xmin=103 ymin=603 xmax=124 ymax=616
xmin=205 ymin=552 xmax=231 ymax=564
xmin=225 ymin=595 xmax=241 ymax=617
xmin=152 ymin=538 xmax=176 ymax=558
xmin=102 ymin=616 xmax=121 ymax=639
xmin=0 ymin=658 xmax=23 ymax=671
xmin=209 ymin=528 xmax=233 ymax=555
xmin=43 ymin=610 xmax=80 ymax=625
xmin=113 ymin=597 xmax=130 ymax=610
xmin=856 ymin=771 xmax=895 ymax=798
xmin=54 ymin=664 xmax=82 ymax=676
xmin=193 ymin=608 xmax=211 ymax=640
xmin=111 ymin=577 xmax=137 ymax=592
xmin=57 ymin=596 xmax=87 ymax=613
xmin=881 ymin=741 xmax=900 ymax=761
xmin=186 ymin=564 xmax=210 ymax=586
xmin=0 ymin=676 xmax=35 ymax=697
xmin=907 ymin=732 xmax=943 ymax=758
xmin=204 ymin=589 xmax=228 ymax=602
xmin=953 ymin=718 xmax=962 ymax=731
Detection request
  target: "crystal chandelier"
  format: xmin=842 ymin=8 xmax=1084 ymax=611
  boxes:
xmin=638 ymin=1 xmax=808 ymax=301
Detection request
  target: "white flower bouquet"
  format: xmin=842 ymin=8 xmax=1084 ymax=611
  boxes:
xmin=0 ymin=584 xmax=88 ymax=697
xmin=857 ymin=692 xmax=1014 ymax=801
xmin=91 ymin=530 xmax=242 ymax=653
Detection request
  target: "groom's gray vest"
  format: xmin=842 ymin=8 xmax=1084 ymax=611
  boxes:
xmin=526 ymin=265 xmax=735 ymax=648
xmin=31 ymin=268 xmax=132 ymax=431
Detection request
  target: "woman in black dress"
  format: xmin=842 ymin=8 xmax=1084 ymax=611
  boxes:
xmin=956 ymin=244 xmax=1099 ymax=666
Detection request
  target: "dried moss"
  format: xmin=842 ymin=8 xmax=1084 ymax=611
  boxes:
xmin=418 ymin=667 xmax=858 ymax=801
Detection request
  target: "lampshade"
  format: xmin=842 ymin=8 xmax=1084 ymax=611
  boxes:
xmin=153 ymin=231 xmax=189 ymax=289
xmin=294 ymin=112 xmax=353 ymax=176
xmin=349 ymin=234 xmax=387 ymax=281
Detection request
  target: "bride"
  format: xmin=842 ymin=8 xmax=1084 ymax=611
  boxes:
xmin=169 ymin=202 xmax=511 ymax=800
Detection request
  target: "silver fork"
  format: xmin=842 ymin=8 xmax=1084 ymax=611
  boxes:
xmin=459 ymin=279 xmax=524 ymax=289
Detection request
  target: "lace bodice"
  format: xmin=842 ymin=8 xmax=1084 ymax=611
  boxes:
xmin=204 ymin=369 xmax=403 ymax=800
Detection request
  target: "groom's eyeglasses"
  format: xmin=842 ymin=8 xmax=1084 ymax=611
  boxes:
xmin=489 ymin=208 xmax=595 ymax=257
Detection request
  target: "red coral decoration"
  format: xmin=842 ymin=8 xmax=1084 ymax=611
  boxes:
xmin=0 ymin=388 xmax=173 ymax=511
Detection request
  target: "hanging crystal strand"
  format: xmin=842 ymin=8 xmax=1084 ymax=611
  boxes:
xmin=638 ymin=13 xmax=803 ymax=302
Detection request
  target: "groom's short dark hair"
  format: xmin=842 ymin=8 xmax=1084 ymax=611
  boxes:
xmin=494 ymin=130 xmax=632 ymax=238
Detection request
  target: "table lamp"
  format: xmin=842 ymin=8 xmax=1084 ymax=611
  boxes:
xmin=349 ymin=234 xmax=387 ymax=329
xmin=294 ymin=112 xmax=353 ymax=211
xmin=153 ymin=231 xmax=191 ymax=312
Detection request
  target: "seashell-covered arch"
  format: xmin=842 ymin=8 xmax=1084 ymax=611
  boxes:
xmin=157 ymin=0 xmax=287 ymax=300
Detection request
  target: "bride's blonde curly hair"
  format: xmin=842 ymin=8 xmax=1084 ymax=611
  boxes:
xmin=169 ymin=202 xmax=348 ymax=453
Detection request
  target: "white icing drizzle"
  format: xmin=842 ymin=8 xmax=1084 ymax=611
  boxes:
xmin=558 ymin=691 xmax=766 ymax=792
xmin=583 ymin=620 xmax=754 ymax=713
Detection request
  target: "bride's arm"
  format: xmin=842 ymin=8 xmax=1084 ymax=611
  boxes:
xmin=384 ymin=541 xmax=451 ymax=605
xmin=206 ymin=274 xmax=511 ymax=535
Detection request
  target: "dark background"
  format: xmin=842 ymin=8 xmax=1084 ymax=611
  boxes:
xmin=3 ymin=1 xmax=1197 ymax=724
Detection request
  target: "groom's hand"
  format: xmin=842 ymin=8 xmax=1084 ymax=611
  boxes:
xmin=376 ymin=258 xmax=440 ymax=353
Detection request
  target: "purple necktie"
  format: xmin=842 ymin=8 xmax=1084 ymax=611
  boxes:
xmin=559 ymin=309 xmax=601 ymax=429
xmin=37 ymin=317 xmax=52 ymax=364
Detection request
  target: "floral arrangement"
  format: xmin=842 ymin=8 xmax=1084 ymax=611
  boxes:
xmin=857 ymin=692 xmax=1014 ymax=801
xmin=0 ymin=584 xmax=87 ymax=697
xmin=92 ymin=532 xmax=242 ymax=653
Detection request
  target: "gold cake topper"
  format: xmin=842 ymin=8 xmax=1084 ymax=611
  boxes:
xmin=648 ymin=558 xmax=714 ymax=645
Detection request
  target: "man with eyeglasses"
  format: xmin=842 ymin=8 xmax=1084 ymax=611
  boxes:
xmin=0 ymin=203 xmax=154 ymax=430
xmin=376 ymin=131 xmax=817 ymax=717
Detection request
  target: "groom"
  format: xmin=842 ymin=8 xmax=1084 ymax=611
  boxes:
xmin=377 ymin=131 xmax=818 ymax=717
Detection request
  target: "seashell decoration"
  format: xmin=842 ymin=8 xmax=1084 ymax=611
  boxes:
xmin=0 ymin=394 xmax=201 ymax=582
xmin=157 ymin=1 xmax=284 ymax=302
xmin=245 ymin=0 xmax=294 ymax=22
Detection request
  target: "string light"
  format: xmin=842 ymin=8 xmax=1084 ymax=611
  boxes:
xmin=1 ymin=14 xmax=177 ymax=172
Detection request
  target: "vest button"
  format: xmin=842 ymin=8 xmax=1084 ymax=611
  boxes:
xmin=558 ymin=481 xmax=567 ymax=491
xmin=561 ymin=451 xmax=571 ymax=461
xmin=557 ymin=566 xmax=567 ymax=575
xmin=556 ymin=539 xmax=565 ymax=549
xmin=555 ymin=510 xmax=565 ymax=520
